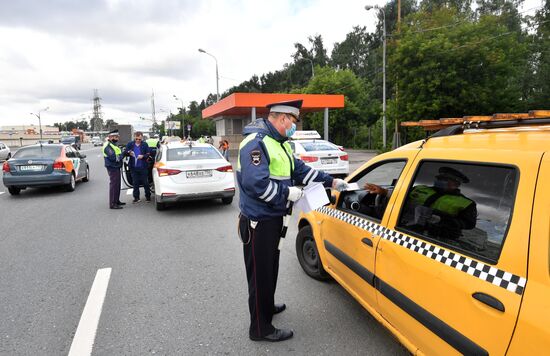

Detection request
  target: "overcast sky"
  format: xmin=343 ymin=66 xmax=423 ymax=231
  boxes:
xmin=0 ymin=0 xmax=542 ymax=130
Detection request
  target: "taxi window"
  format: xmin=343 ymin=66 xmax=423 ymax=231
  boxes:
xmin=337 ymin=160 xmax=407 ymax=222
xmin=396 ymin=161 xmax=517 ymax=264
xmin=167 ymin=147 xmax=222 ymax=161
xmin=301 ymin=142 xmax=337 ymax=152
xmin=13 ymin=146 xmax=61 ymax=159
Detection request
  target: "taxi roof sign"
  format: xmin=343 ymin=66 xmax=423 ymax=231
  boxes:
xmin=291 ymin=130 xmax=321 ymax=140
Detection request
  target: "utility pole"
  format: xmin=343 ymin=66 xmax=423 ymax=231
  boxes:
xmin=30 ymin=107 xmax=50 ymax=141
xmin=365 ymin=5 xmax=387 ymax=148
xmin=393 ymin=0 xmax=402 ymax=149
xmin=198 ymin=48 xmax=220 ymax=102
xmin=151 ymin=90 xmax=157 ymax=133
xmin=92 ymin=89 xmax=103 ymax=132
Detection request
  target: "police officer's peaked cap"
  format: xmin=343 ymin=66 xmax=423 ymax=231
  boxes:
xmin=108 ymin=129 xmax=119 ymax=136
xmin=266 ymin=99 xmax=303 ymax=121
xmin=437 ymin=167 xmax=469 ymax=184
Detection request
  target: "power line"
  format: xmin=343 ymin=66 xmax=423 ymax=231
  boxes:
xmin=448 ymin=18 xmax=550 ymax=51
xmin=388 ymin=4 xmax=545 ymax=38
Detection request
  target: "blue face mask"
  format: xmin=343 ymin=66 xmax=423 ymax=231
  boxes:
xmin=285 ymin=122 xmax=297 ymax=138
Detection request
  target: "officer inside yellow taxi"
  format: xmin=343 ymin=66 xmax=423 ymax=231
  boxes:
xmin=237 ymin=99 xmax=348 ymax=342
xmin=365 ymin=166 xmax=476 ymax=240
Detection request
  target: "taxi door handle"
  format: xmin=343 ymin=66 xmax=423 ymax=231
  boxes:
xmin=361 ymin=237 xmax=373 ymax=247
xmin=472 ymin=292 xmax=505 ymax=312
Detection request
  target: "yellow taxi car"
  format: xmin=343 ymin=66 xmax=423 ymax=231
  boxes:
xmin=296 ymin=114 xmax=550 ymax=355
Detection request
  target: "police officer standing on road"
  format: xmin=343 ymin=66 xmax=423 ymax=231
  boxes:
xmin=103 ymin=130 xmax=125 ymax=209
xmin=237 ymin=100 xmax=348 ymax=342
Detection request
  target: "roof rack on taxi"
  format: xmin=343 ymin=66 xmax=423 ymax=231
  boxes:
xmin=401 ymin=110 xmax=550 ymax=138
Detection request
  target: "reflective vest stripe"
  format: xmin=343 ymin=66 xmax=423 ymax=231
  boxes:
xmin=259 ymin=181 xmax=275 ymax=200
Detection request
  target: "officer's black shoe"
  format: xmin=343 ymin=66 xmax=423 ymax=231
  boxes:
xmin=250 ymin=328 xmax=293 ymax=342
xmin=273 ymin=303 xmax=286 ymax=314
xmin=133 ymin=198 xmax=140 ymax=203
xmin=116 ymin=202 xmax=126 ymax=206
xmin=146 ymin=197 xmax=151 ymax=202
xmin=110 ymin=205 xmax=123 ymax=209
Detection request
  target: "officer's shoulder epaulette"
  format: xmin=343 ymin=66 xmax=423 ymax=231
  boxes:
xmin=255 ymin=132 xmax=266 ymax=139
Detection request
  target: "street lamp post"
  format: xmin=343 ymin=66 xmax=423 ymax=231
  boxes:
xmin=173 ymin=95 xmax=185 ymax=138
xmin=198 ymin=48 xmax=220 ymax=102
xmin=159 ymin=108 xmax=171 ymax=136
xmin=30 ymin=106 xmax=50 ymax=141
xmin=300 ymin=57 xmax=315 ymax=78
xmin=365 ymin=5 xmax=387 ymax=148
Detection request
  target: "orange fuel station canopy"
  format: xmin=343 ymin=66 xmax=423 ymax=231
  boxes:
xmin=202 ymin=93 xmax=345 ymax=119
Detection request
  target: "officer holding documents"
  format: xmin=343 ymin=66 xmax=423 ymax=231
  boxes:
xmin=237 ymin=99 xmax=348 ymax=342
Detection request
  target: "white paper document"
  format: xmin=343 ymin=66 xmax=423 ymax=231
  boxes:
xmin=345 ymin=182 xmax=360 ymax=191
xmin=294 ymin=183 xmax=329 ymax=213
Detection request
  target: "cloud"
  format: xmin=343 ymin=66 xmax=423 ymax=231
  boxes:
xmin=0 ymin=0 xmax=389 ymax=127
xmin=0 ymin=0 xmax=200 ymax=42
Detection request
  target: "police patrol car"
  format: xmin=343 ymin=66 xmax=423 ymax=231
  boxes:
xmin=288 ymin=131 xmax=349 ymax=177
xmin=296 ymin=111 xmax=550 ymax=355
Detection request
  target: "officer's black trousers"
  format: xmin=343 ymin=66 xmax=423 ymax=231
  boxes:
xmin=239 ymin=215 xmax=283 ymax=338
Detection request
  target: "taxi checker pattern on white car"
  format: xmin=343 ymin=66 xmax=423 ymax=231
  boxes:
xmin=316 ymin=206 xmax=527 ymax=296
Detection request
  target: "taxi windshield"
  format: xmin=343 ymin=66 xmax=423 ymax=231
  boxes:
xmin=61 ymin=137 xmax=76 ymax=143
xmin=167 ymin=147 xmax=221 ymax=161
xmin=301 ymin=141 xmax=337 ymax=152
xmin=13 ymin=146 xmax=61 ymax=159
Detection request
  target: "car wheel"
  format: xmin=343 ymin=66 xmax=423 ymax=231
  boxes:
xmin=66 ymin=173 xmax=76 ymax=192
xmin=155 ymin=197 xmax=166 ymax=211
xmin=8 ymin=186 xmax=20 ymax=195
xmin=296 ymin=225 xmax=331 ymax=281
xmin=221 ymin=197 xmax=233 ymax=205
xmin=82 ymin=166 xmax=90 ymax=182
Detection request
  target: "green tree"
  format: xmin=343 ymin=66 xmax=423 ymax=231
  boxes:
xmin=188 ymin=101 xmax=201 ymax=118
xmin=104 ymin=119 xmax=118 ymax=131
xmin=299 ymin=67 xmax=370 ymax=146
xmin=331 ymin=26 xmax=376 ymax=78
xmin=390 ymin=8 xmax=529 ymax=128
xmin=75 ymin=120 xmax=89 ymax=131
xmin=530 ymin=0 xmax=550 ymax=107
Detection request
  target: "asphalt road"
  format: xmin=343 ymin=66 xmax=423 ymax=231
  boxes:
xmin=0 ymin=144 xmax=407 ymax=355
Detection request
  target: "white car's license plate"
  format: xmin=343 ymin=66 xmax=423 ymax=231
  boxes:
xmin=321 ymin=158 xmax=337 ymax=165
xmin=20 ymin=165 xmax=43 ymax=171
xmin=186 ymin=170 xmax=213 ymax=178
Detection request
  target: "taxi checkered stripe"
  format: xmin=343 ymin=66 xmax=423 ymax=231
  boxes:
xmin=316 ymin=206 xmax=527 ymax=295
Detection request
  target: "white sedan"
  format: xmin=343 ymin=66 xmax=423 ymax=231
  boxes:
xmin=152 ymin=142 xmax=235 ymax=210
xmin=288 ymin=139 xmax=349 ymax=177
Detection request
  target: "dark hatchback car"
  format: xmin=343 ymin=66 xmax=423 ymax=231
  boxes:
xmin=61 ymin=135 xmax=81 ymax=150
xmin=2 ymin=144 xmax=89 ymax=195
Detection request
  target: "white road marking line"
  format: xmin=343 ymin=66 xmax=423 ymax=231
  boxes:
xmin=126 ymin=189 xmax=133 ymax=195
xmin=0 ymin=192 xmax=4 ymax=196
xmin=68 ymin=268 xmax=112 ymax=356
